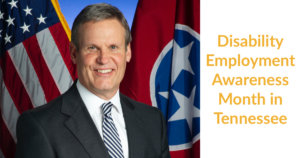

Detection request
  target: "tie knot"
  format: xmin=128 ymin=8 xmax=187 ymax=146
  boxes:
xmin=102 ymin=102 xmax=113 ymax=117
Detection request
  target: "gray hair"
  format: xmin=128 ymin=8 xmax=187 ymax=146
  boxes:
xmin=71 ymin=3 xmax=132 ymax=49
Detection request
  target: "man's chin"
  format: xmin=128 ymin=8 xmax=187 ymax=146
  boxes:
xmin=92 ymin=86 xmax=118 ymax=99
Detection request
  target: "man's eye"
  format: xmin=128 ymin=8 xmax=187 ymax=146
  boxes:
xmin=88 ymin=46 xmax=96 ymax=50
xmin=110 ymin=45 xmax=117 ymax=49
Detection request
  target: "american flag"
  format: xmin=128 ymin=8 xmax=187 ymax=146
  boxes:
xmin=0 ymin=0 xmax=76 ymax=157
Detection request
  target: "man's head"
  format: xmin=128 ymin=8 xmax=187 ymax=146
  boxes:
xmin=70 ymin=3 xmax=132 ymax=100
xmin=71 ymin=3 xmax=132 ymax=49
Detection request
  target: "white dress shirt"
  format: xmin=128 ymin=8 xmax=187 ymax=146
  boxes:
xmin=76 ymin=81 xmax=128 ymax=158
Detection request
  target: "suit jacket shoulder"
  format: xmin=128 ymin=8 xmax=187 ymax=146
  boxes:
xmin=15 ymin=84 xmax=108 ymax=158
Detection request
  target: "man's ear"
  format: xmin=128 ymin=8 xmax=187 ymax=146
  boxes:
xmin=70 ymin=42 xmax=77 ymax=64
xmin=126 ymin=43 xmax=132 ymax=62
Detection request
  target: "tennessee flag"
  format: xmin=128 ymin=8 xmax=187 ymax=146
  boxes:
xmin=121 ymin=0 xmax=200 ymax=157
xmin=0 ymin=0 xmax=75 ymax=157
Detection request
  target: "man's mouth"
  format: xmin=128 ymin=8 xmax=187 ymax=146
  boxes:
xmin=97 ymin=69 xmax=112 ymax=73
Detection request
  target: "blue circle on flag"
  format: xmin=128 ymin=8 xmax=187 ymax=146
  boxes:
xmin=150 ymin=24 xmax=200 ymax=149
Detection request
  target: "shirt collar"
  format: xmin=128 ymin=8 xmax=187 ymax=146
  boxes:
xmin=76 ymin=80 xmax=123 ymax=114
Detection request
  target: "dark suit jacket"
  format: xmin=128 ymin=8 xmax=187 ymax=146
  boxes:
xmin=15 ymin=83 xmax=170 ymax=158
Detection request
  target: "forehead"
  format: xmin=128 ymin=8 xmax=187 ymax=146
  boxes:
xmin=77 ymin=19 xmax=126 ymax=45
xmin=80 ymin=19 xmax=125 ymax=34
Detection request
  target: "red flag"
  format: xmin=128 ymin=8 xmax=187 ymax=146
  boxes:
xmin=121 ymin=0 xmax=200 ymax=158
xmin=0 ymin=0 xmax=76 ymax=157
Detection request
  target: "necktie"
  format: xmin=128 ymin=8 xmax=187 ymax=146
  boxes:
xmin=102 ymin=102 xmax=124 ymax=158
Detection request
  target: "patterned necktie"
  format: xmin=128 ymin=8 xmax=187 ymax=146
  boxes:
xmin=102 ymin=102 xmax=124 ymax=158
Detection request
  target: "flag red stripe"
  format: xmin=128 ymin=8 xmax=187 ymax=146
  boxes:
xmin=22 ymin=36 xmax=61 ymax=102
xmin=0 ymin=111 xmax=16 ymax=158
xmin=193 ymin=140 xmax=200 ymax=158
xmin=0 ymin=54 xmax=34 ymax=112
xmin=170 ymin=141 xmax=200 ymax=158
xmin=121 ymin=0 xmax=177 ymax=105
xmin=48 ymin=23 xmax=77 ymax=80
xmin=175 ymin=0 xmax=200 ymax=33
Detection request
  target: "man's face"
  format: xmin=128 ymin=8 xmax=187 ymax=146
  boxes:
xmin=70 ymin=19 xmax=131 ymax=100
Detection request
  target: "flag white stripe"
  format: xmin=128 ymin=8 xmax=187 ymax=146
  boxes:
xmin=0 ymin=148 xmax=6 ymax=158
xmin=8 ymin=44 xmax=47 ymax=107
xmin=0 ymin=87 xmax=19 ymax=142
xmin=0 ymin=69 xmax=19 ymax=142
xmin=0 ymin=115 xmax=17 ymax=143
xmin=169 ymin=136 xmax=200 ymax=151
xmin=36 ymin=28 xmax=73 ymax=94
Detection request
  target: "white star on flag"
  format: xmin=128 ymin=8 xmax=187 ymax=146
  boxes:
xmin=23 ymin=6 xmax=32 ymax=16
xmin=0 ymin=29 xmax=2 ymax=37
xmin=4 ymin=34 xmax=12 ymax=44
xmin=20 ymin=23 xmax=30 ymax=33
xmin=37 ymin=14 xmax=47 ymax=24
xmin=157 ymin=38 xmax=198 ymax=133
xmin=6 ymin=15 xmax=15 ymax=26
xmin=171 ymin=40 xmax=194 ymax=84
xmin=158 ymin=91 xmax=169 ymax=99
xmin=169 ymin=86 xmax=199 ymax=134
xmin=8 ymin=0 xmax=18 ymax=9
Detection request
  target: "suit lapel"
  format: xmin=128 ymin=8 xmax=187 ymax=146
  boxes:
xmin=121 ymin=94 xmax=148 ymax=158
xmin=61 ymin=84 xmax=109 ymax=158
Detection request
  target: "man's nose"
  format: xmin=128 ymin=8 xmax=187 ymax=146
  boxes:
xmin=96 ymin=49 xmax=109 ymax=64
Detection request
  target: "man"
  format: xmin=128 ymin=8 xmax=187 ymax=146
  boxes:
xmin=15 ymin=3 xmax=170 ymax=158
